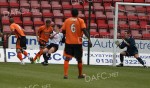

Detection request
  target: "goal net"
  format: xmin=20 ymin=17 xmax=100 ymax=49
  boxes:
xmin=113 ymin=2 xmax=150 ymax=66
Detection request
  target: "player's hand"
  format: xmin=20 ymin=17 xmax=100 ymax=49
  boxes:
xmin=122 ymin=39 xmax=130 ymax=46
xmin=115 ymin=40 xmax=120 ymax=46
xmin=0 ymin=32 xmax=3 ymax=37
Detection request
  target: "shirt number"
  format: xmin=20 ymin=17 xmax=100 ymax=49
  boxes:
xmin=71 ymin=24 xmax=76 ymax=33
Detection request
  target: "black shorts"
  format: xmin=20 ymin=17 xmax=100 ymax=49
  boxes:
xmin=125 ymin=51 xmax=138 ymax=56
xmin=39 ymin=40 xmax=47 ymax=48
xmin=18 ymin=36 xmax=27 ymax=50
xmin=64 ymin=44 xmax=83 ymax=60
xmin=47 ymin=43 xmax=59 ymax=53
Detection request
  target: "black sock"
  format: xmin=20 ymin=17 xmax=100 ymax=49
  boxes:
xmin=120 ymin=54 xmax=124 ymax=64
xmin=43 ymin=53 xmax=48 ymax=63
xmin=136 ymin=57 xmax=144 ymax=65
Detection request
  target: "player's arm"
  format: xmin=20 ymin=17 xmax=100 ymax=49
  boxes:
xmin=80 ymin=19 xmax=92 ymax=47
xmin=36 ymin=27 xmax=42 ymax=42
xmin=8 ymin=25 xmax=15 ymax=37
xmin=115 ymin=40 xmax=127 ymax=49
xmin=124 ymin=38 xmax=135 ymax=47
xmin=122 ymin=38 xmax=130 ymax=46
xmin=50 ymin=27 xmax=59 ymax=39
xmin=60 ymin=21 xmax=66 ymax=43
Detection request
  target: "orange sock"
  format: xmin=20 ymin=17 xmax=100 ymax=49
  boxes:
xmin=33 ymin=50 xmax=43 ymax=61
xmin=78 ymin=62 xmax=83 ymax=76
xmin=17 ymin=53 xmax=23 ymax=61
xmin=64 ymin=60 xmax=69 ymax=76
xmin=23 ymin=51 xmax=28 ymax=57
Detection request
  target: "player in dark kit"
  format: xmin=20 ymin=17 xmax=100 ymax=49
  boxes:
xmin=115 ymin=30 xmax=148 ymax=68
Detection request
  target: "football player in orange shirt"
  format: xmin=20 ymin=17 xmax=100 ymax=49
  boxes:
xmin=30 ymin=20 xmax=53 ymax=64
xmin=61 ymin=8 xmax=92 ymax=79
xmin=9 ymin=18 xmax=29 ymax=65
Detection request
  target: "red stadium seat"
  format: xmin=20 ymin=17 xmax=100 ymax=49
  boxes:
xmin=90 ymin=31 xmax=100 ymax=38
xmin=21 ymin=8 xmax=32 ymax=17
xmin=135 ymin=6 xmax=146 ymax=13
xmin=24 ymin=26 xmax=35 ymax=35
xmin=78 ymin=13 xmax=85 ymax=20
xmin=0 ymin=8 xmax=9 ymax=15
xmin=134 ymin=0 xmax=145 ymax=3
xmin=95 ymin=12 xmax=106 ymax=20
xmin=20 ymin=0 xmax=30 ymax=8
xmin=3 ymin=25 xmax=11 ymax=34
xmin=42 ymin=9 xmax=53 ymax=18
xmin=146 ymin=6 xmax=150 ymax=13
xmin=33 ymin=18 xmax=44 ymax=26
xmin=62 ymin=5 xmax=72 ymax=10
xmin=108 ymin=20 xmax=114 ymax=29
xmin=10 ymin=8 xmax=21 ymax=17
xmin=104 ymin=6 xmax=113 ymax=12
xmin=9 ymin=0 xmax=19 ymax=8
xmin=41 ymin=1 xmax=51 ymax=9
xmin=31 ymin=9 xmax=42 ymax=17
xmin=127 ymin=14 xmax=138 ymax=21
xmin=13 ymin=17 xmax=22 ymax=25
xmin=142 ymin=34 xmax=150 ymax=40
xmin=118 ymin=20 xmax=129 ymax=29
xmin=52 ymin=4 xmax=62 ymax=10
xmin=94 ymin=5 xmax=104 ymax=11
xmin=53 ymin=12 xmax=64 ymax=18
xmin=124 ymin=0 xmax=133 ymax=2
xmin=30 ymin=1 xmax=40 ymax=8
xmin=93 ymin=0 xmax=103 ymax=3
xmin=145 ymin=0 xmax=150 ymax=3
xmin=106 ymin=12 xmax=114 ymax=20
xmin=131 ymin=30 xmax=142 ymax=39
xmin=139 ymin=21 xmax=147 ymax=29
xmin=138 ymin=13 xmax=148 ymax=21
xmin=0 ymin=0 xmax=9 ymax=7
xmin=62 ymin=1 xmax=70 ymax=5
xmin=125 ymin=6 xmax=136 ymax=12
xmin=2 ymin=16 xmax=9 ymax=25
xmin=129 ymin=21 xmax=140 ymax=30
xmin=72 ymin=4 xmax=83 ymax=10
xmin=97 ymin=20 xmax=108 ymax=29
xmin=99 ymin=32 xmax=110 ymax=38
xmin=88 ymin=23 xmax=97 ymax=30
xmin=51 ymin=0 xmax=60 ymax=5
xmin=118 ymin=14 xmax=127 ymax=21
xmin=23 ymin=17 xmax=33 ymax=26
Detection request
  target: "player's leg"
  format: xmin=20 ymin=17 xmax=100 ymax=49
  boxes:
xmin=63 ymin=44 xmax=73 ymax=79
xmin=74 ymin=44 xmax=84 ymax=78
xmin=42 ymin=47 xmax=49 ymax=64
xmin=64 ymin=57 xmax=70 ymax=79
xmin=117 ymin=51 xmax=127 ymax=67
xmin=19 ymin=36 xmax=29 ymax=59
xmin=32 ymin=40 xmax=46 ymax=63
xmin=16 ymin=38 xmax=25 ymax=65
xmin=134 ymin=54 xmax=147 ymax=68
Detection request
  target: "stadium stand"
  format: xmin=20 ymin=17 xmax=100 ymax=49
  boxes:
xmin=0 ymin=0 xmax=150 ymax=40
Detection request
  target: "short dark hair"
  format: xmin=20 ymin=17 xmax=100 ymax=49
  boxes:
xmin=125 ymin=30 xmax=131 ymax=34
xmin=46 ymin=20 xmax=51 ymax=24
xmin=55 ymin=24 xmax=61 ymax=29
xmin=71 ymin=8 xmax=78 ymax=17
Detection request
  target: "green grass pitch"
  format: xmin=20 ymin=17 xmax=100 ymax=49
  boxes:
xmin=0 ymin=62 xmax=150 ymax=88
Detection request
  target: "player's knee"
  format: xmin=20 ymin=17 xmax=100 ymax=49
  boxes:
xmin=77 ymin=59 xmax=82 ymax=63
xmin=43 ymin=49 xmax=48 ymax=53
xmin=16 ymin=49 xmax=22 ymax=53
xmin=64 ymin=57 xmax=70 ymax=61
